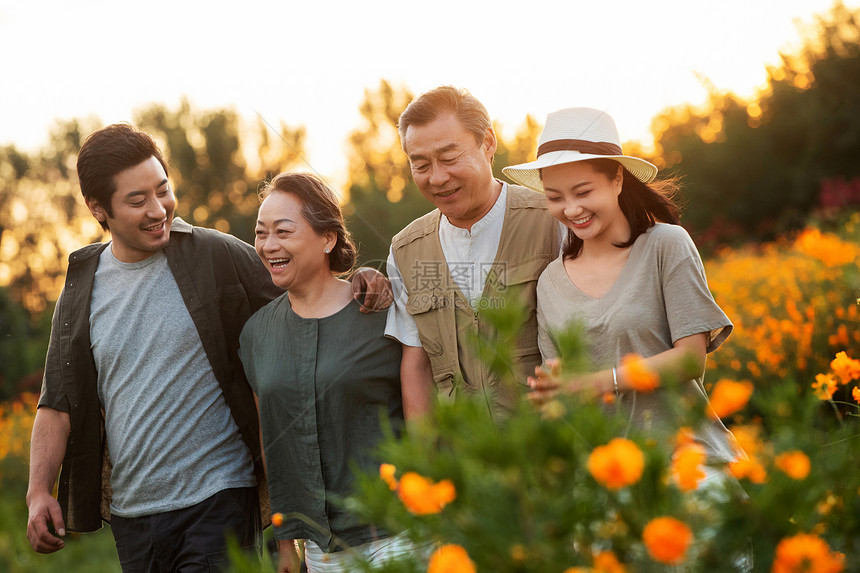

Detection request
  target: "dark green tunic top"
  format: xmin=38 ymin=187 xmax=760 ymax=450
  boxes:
xmin=239 ymin=294 xmax=403 ymax=552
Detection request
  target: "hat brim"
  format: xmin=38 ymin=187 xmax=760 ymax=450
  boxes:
xmin=502 ymin=150 xmax=658 ymax=192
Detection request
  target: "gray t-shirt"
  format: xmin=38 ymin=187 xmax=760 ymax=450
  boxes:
xmin=536 ymin=223 xmax=738 ymax=463
xmin=90 ymin=247 xmax=255 ymax=517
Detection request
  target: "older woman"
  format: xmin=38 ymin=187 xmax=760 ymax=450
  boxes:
xmin=239 ymin=172 xmax=419 ymax=573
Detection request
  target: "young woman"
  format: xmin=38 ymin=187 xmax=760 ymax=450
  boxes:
xmin=239 ymin=172 xmax=423 ymax=573
xmin=503 ymin=107 xmax=739 ymax=466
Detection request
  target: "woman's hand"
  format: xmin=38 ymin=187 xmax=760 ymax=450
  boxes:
xmin=350 ymin=267 xmax=393 ymax=313
xmin=527 ymin=359 xmax=607 ymax=405
xmin=277 ymin=539 xmax=302 ymax=573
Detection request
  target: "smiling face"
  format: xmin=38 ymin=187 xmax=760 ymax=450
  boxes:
xmin=86 ymin=155 xmax=175 ymax=263
xmin=541 ymin=160 xmax=628 ymax=245
xmin=404 ymin=113 xmax=498 ymax=229
xmin=254 ymin=190 xmax=335 ymax=291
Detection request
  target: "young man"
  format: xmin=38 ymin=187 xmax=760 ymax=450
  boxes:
xmin=387 ymin=86 xmax=561 ymax=421
xmin=26 ymin=124 xmax=388 ymax=571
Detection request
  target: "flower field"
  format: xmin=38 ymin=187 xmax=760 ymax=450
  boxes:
xmin=348 ymin=216 xmax=860 ymax=572
xmin=0 ymin=216 xmax=858 ymax=572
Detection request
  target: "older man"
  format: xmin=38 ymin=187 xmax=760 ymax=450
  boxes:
xmin=387 ymin=86 xmax=561 ymax=420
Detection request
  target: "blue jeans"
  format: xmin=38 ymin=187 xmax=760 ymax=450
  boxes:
xmin=111 ymin=486 xmax=261 ymax=572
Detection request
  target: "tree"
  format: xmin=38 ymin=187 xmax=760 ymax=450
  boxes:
xmin=135 ymin=98 xmax=306 ymax=244
xmin=648 ymin=1 xmax=860 ymax=246
xmin=343 ymin=80 xmax=427 ymax=268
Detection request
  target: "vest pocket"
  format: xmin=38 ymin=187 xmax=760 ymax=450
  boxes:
xmin=405 ymin=289 xmax=450 ymax=356
xmin=498 ymin=255 xmax=550 ymax=288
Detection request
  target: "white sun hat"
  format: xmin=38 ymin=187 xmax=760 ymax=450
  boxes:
xmin=502 ymin=107 xmax=658 ymax=192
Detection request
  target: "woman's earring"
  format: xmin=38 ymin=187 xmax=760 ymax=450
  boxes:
xmin=324 ymin=248 xmax=331 ymax=254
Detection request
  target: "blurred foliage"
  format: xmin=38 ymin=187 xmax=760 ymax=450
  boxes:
xmin=346 ymin=287 xmax=860 ymax=571
xmin=0 ymin=289 xmax=51 ymax=400
xmin=134 ymin=97 xmax=306 ymax=245
xmin=0 ymin=393 xmax=120 ymax=573
xmin=342 ymin=80 xmax=543 ymax=269
xmin=643 ymin=1 xmax=860 ymax=247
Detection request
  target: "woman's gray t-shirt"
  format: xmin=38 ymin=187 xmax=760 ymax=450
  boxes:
xmin=536 ymin=223 xmax=738 ymax=463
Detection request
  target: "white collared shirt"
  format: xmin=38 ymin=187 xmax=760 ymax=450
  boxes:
xmin=385 ymin=184 xmax=508 ymax=347
xmin=385 ymin=182 xmax=567 ymax=347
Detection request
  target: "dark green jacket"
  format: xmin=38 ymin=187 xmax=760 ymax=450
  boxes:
xmin=39 ymin=218 xmax=282 ymax=532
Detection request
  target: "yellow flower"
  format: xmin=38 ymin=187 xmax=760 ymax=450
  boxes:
xmin=812 ymin=373 xmax=838 ymax=400
xmin=795 ymin=228 xmax=858 ymax=267
xmin=379 ymin=463 xmax=398 ymax=491
xmin=729 ymin=458 xmax=768 ymax=484
xmin=428 ymin=544 xmax=476 ymax=573
xmin=397 ymin=472 xmax=456 ymax=515
xmin=271 ymin=512 xmax=284 ymax=527
xmin=730 ymin=424 xmax=764 ymax=457
xmin=621 ymin=354 xmax=660 ymax=392
xmin=772 ymin=533 xmax=845 ymax=573
xmin=774 ymin=451 xmax=811 ymax=480
xmin=708 ymin=379 xmax=754 ymax=419
xmin=587 ymin=438 xmax=645 ymax=490
xmin=671 ymin=442 xmax=707 ymax=492
xmin=830 ymin=351 xmax=860 ymax=384
xmin=593 ymin=550 xmax=627 ymax=573
xmin=642 ymin=517 xmax=693 ymax=565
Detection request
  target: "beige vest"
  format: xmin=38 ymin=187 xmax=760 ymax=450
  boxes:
xmin=391 ymin=184 xmax=560 ymax=417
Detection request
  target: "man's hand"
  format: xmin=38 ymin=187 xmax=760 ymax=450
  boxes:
xmin=26 ymin=491 xmax=65 ymax=553
xmin=277 ymin=539 xmax=302 ymax=573
xmin=350 ymin=267 xmax=393 ymax=313
xmin=26 ymin=406 xmax=70 ymax=554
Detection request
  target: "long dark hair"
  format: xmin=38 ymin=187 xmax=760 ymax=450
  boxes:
xmin=561 ymin=158 xmax=681 ymax=259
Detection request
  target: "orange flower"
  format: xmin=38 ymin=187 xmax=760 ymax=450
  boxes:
xmin=729 ymin=458 xmax=768 ymax=484
xmin=772 ymin=533 xmax=845 ymax=573
xmin=671 ymin=442 xmax=707 ymax=491
xmin=774 ymin=451 xmax=811 ymax=480
xmin=730 ymin=424 xmax=764 ymax=457
xmin=853 ymin=386 xmax=860 ymax=403
xmin=708 ymin=379 xmax=754 ymax=419
xmin=593 ymin=550 xmax=627 ymax=573
xmin=621 ymin=354 xmax=659 ymax=392
xmin=271 ymin=512 xmax=284 ymax=527
xmin=830 ymin=351 xmax=860 ymax=384
xmin=587 ymin=438 xmax=645 ymax=490
xmin=812 ymin=373 xmax=838 ymax=400
xmin=563 ymin=569 xmax=590 ymax=573
xmin=642 ymin=517 xmax=693 ymax=565
xmin=397 ymin=472 xmax=456 ymax=515
xmin=428 ymin=544 xmax=476 ymax=573
xmin=795 ymin=228 xmax=857 ymax=267
xmin=379 ymin=463 xmax=398 ymax=491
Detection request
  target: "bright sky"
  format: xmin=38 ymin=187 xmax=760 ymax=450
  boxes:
xmin=0 ymin=0 xmax=852 ymax=183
